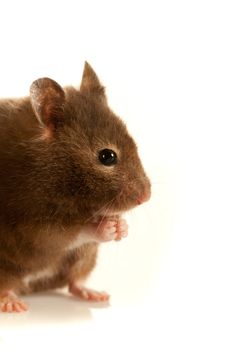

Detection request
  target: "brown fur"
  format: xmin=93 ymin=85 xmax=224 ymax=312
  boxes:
xmin=0 ymin=62 xmax=151 ymax=295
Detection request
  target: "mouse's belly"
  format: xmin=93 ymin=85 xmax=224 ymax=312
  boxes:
xmin=22 ymin=267 xmax=55 ymax=287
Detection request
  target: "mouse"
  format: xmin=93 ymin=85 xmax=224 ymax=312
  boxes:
xmin=0 ymin=62 xmax=151 ymax=312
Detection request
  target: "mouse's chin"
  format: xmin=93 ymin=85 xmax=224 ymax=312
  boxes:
xmin=93 ymin=201 xmax=138 ymax=219
xmin=97 ymin=210 xmax=123 ymax=219
xmin=89 ymin=209 xmax=124 ymax=223
xmin=89 ymin=200 xmax=139 ymax=222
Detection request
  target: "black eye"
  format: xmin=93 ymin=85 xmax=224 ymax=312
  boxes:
xmin=99 ymin=149 xmax=117 ymax=166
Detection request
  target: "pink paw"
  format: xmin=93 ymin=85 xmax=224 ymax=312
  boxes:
xmin=95 ymin=217 xmax=128 ymax=242
xmin=115 ymin=218 xmax=128 ymax=241
xmin=69 ymin=284 xmax=110 ymax=302
xmin=0 ymin=291 xmax=28 ymax=313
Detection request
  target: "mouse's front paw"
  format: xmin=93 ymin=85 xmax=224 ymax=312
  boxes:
xmin=115 ymin=218 xmax=128 ymax=241
xmin=96 ymin=217 xmax=128 ymax=242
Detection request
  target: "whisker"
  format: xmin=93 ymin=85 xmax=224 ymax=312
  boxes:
xmin=84 ymin=195 xmax=117 ymax=224
xmin=92 ymin=200 xmax=115 ymax=236
xmin=85 ymin=187 xmax=124 ymax=225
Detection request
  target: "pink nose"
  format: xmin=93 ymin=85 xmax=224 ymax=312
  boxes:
xmin=137 ymin=190 xmax=151 ymax=205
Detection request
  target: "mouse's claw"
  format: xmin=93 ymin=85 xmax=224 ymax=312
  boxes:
xmin=114 ymin=218 xmax=128 ymax=241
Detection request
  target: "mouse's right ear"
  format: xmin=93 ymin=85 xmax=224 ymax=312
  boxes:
xmin=30 ymin=78 xmax=65 ymax=135
xmin=80 ymin=62 xmax=107 ymax=104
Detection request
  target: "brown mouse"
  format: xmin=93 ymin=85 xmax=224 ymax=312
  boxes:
xmin=0 ymin=62 xmax=151 ymax=312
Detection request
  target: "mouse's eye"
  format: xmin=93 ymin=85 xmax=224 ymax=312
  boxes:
xmin=99 ymin=149 xmax=117 ymax=166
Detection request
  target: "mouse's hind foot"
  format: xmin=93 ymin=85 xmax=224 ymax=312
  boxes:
xmin=69 ymin=283 xmax=110 ymax=302
xmin=0 ymin=290 xmax=28 ymax=313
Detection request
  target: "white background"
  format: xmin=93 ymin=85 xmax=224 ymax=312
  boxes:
xmin=0 ymin=0 xmax=234 ymax=349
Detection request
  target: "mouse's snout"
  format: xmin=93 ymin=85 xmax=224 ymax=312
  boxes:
xmin=133 ymin=173 xmax=151 ymax=206
xmin=111 ymin=174 xmax=151 ymax=213
xmin=136 ymin=180 xmax=151 ymax=205
xmin=137 ymin=188 xmax=151 ymax=205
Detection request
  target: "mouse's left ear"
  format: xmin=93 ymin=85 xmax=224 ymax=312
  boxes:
xmin=80 ymin=61 xmax=107 ymax=103
xmin=30 ymin=77 xmax=65 ymax=133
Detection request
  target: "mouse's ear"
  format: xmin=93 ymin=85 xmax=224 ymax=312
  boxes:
xmin=80 ymin=61 xmax=107 ymax=103
xmin=30 ymin=78 xmax=65 ymax=132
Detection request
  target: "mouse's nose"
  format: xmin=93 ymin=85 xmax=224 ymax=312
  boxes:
xmin=137 ymin=188 xmax=151 ymax=205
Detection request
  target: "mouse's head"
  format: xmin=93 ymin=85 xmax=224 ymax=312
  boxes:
xmin=30 ymin=62 xmax=151 ymax=221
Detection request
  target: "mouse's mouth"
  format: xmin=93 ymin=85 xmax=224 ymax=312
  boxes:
xmin=91 ymin=196 xmax=140 ymax=221
xmin=88 ymin=179 xmax=151 ymax=223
